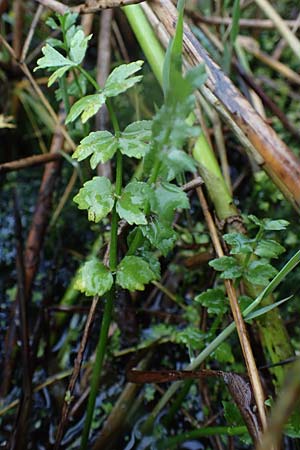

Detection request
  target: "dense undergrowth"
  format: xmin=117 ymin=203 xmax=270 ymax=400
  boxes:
xmin=1 ymin=1 xmax=300 ymax=449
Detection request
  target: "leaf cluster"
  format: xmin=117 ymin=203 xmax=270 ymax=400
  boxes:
xmin=37 ymin=7 xmax=207 ymax=298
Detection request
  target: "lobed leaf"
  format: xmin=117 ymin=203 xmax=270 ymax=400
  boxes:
xmin=223 ymin=233 xmax=253 ymax=255
xmin=248 ymin=215 xmax=289 ymax=231
xmin=48 ymin=66 xmax=70 ymax=87
xmin=254 ymin=239 xmax=285 ymax=259
xmin=35 ymin=44 xmax=74 ymax=70
xmin=116 ymin=181 xmax=151 ymax=225
xmin=141 ymin=219 xmax=177 ymax=256
xmin=119 ymin=120 xmax=152 ymax=158
xmin=66 ymin=93 xmax=106 ymax=124
xmin=209 ymin=256 xmax=243 ymax=279
xmin=69 ymin=29 xmax=92 ymax=65
xmin=73 ymin=176 xmax=114 ymax=222
xmin=263 ymin=219 xmax=289 ymax=231
xmin=72 ymin=131 xmax=117 ymax=168
xmin=151 ymin=182 xmax=189 ymax=224
xmin=176 ymin=326 xmax=205 ymax=351
xmin=159 ymin=149 xmax=196 ymax=181
xmin=244 ymin=260 xmax=277 ymax=286
xmin=74 ymin=258 xmax=113 ymax=296
xmin=195 ymin=288 xmax=228 ymax=315
xmin=59 ymin=11 xmax=78 ymax=31
xmin=104 ymin=61 xmax=144 ymax=97
xmin=116 ymin=256 xmax=157 ymax=291
xmin=46 ymin=17 xmax=59 ymax=30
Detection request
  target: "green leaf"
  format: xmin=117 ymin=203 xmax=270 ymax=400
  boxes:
xmin=119 ymin=120 xmax=152 ymax=158
xmin=159 ymin=149 xmax=196 ymax=181
xmin=263 ymin=219 xmax=289 ymax=231
xmin=152 ymin=98 xmax=198 ymax=150
xmin=185 ymin=64 xmax=207 ymax=90
xmin=72 ymin=131 xmax=117 ymax=168
xmin=116 ymin=181 xmax=151 ymax=225
xmin=46 ymin=17 xmax=59 ymax=30
xmin=35 ymin=44 xmax=75 ymax=70
xmin=195 ymin=288 xmax=228 ymax=315
xmin=104 ymin=61 xmax=143 ymax=98
xmin=244 ymin=260 xmax=277 ymax=286
xmin=141 ymin=219 xmax=177 ymax=256
xmin=59 ymin=11 xmax=78 ymax=32
xmin=176 ymin=326 xmax=205 ymax=351
xmin=116 ymin=256 xmax=157 ymax=291
xmin=66 ymin=93 xmax=106 ymax=124
xmin=151 ymin=182 xmax=189 ymax=224
xmin=254 ymin=239 xmax=285 ymax=259
xmin=223 ymin=401 xmax=245 ymax=427
xmin=230 ymin=0 xmax=241 ymax=45
xmin=209 ymin=256 xmax=243 ymax=279
xmin=137 ymin=250 xmax=161 ymax=279
xmin=74 ymin=258 xmax=113 ymax=296
xmin=162 ymin=0 xmax=184 ymax=98
xmin=245 ymin=295 xmax=292 ymax=321
xmin=214 ymin=342 xmax=234 ymax=363
xmin=247 ymin=214 xmax=262 ymax=227
xmin=223 ymin=233 xmax=253 ymax=255
xmin=73 ymin=176 xmax=114 ymax=222
xmin=46 ymin=37 xmax=64 ymax=49
xmin=69 ymin=29 xmax=92 ymax=64
xmin=248 ymin=215 xmax=289 ymax=231
xmin=48 ymin=66 xmax=70 ymax=86
xmin=239 ymin=295 xmax=253 ymax=311
xmin=285 ymin=410 xmax=300 ymax=438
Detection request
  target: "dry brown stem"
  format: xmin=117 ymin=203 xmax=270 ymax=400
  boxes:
xmin=149 ymin=0 xmax=300 ymax=212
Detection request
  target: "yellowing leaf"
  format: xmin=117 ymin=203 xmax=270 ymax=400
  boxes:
xmin=73 ymin=176 xmax=114 ymax=222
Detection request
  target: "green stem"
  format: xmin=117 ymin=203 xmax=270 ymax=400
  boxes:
xmin=157 ymin=426 xmax=247 ymax=449
xmin=78 ymin=65 xmax=100 ymax=91
xmin=123 ymin=5 xmax=165 ymax=86
xmin=59 ymin=75 xmax=71 ymax=115
xmin=72 ymin=68 xmax=84 ymax=97
xmin=77 ymin=65 xmax=122 ymax=448
xmin=80 ymin=151 xmax=122 ymax=449
xmin=110 ymin=151 xmax=123 ymax=271
xmin=242 ymin=226 xmax=263 ymax=270
xmin=79 ymin=287 xmax=115 ymax=450
xmin=162 ymin=379 xmax=193 ymax=428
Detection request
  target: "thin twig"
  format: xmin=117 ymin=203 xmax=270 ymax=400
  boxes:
xmin=35 ymin=0 xmax=146 ymax=14
xmin=238 ymin=36 xmax=300 ymax=85
xmin=0 ymin=153 xmax=61 ymax=174
xmin=21 ymin=5 xmax=44 ymax=62
xmin=10 ymin=191 xmax=33 ymax=450
xmin=190 ymin=13 xmax=300 ymax=29
xmin=54 ymin=296 xmax=99 ymax=449
xmin=272 ymin=12 xmax=300 ymax=60
xmin=12 ymin=0 xmax=24 ymax=60
xmin=253 ymin=0 xmax=300 ymax=62
xmin=0 ymin=35 xmax=76 ymax=152
xmin=238 ymin=66 xmax=300 ymax=140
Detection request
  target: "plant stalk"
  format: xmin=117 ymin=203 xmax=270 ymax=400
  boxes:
xmin=78 ymin=67 xmax=122 ymax=449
